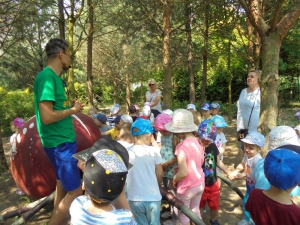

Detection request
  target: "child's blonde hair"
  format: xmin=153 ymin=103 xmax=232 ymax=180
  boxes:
xmin=118 ymin=123 xmax=133 ymax=141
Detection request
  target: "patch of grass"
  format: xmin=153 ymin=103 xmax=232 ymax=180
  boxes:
xmin=277 ymin=107 xmax=298 ymax=127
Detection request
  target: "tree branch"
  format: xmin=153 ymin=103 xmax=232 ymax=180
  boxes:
xmin=277 ymin=3 xmax=300 ymax=42
xmin=269 ymin=0 xmax=285 ymax=32
xmin=74 ymin=0 xmax=85 ymax=20
xmin=137 ymin=0 xmax=163 ymax=33
xmin=238 ymin=0 xmax=267 ymax=36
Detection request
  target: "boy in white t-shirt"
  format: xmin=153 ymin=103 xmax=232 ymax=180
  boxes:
xmin=212 ymin=115 xmax=227 ymax=161
xmin=127 ymin=118 xmax=163 ymax=225
xmin=212 ymin=115 xmax=228 ymax=187
xmin=229 ymin=132 xmax=265 ymax=225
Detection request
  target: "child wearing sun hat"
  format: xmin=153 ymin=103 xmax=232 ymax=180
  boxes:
xmin=127 ymin=118 xmax=163 ymax=224
xmin=165 ymin=109 xmax=205 ymax=225
xmin=198 ymin=119 xmax=231 ymax=225
xmin=245 ymin=148 xmax=300 ymax=225
xmin=70 ymin=139 xmax=136 ymax=224
xmin=252 ymin=125 xmax=300 ymax=196
xmin=153 ymin=114 xmax=179 ymax=224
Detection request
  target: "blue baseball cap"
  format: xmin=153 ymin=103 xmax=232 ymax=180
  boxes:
xmin=131 ymin=118 xmax=154 ymax=136
xmin=264 ymin=148 xmax=300 ymax=190
xmin=93 ymin=113 xmax=107 ymax=124
xmin=198 ymin=119 xmax=216 ymax=141
xmin=212 ymin=115 xmax=228 ymax=128
xmin=201 ymin=102 xmax=211 ymax=110
xmin=241 ymin=131 xmax=265 ymax=148
xmin=211 ymin=102 xmax=220 ymax=110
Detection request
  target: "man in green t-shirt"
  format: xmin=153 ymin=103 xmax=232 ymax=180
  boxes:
xmin=33 ymin=38 xmax=84 ymax=225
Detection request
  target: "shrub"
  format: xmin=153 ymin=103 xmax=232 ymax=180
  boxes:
xmin=0 ymin=87 xmax=35 ymax=136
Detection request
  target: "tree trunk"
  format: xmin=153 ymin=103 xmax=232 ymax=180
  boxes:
xmin=227 ymin=42 xmax=232 ymax=125
xmin=67 ymin=0 xmax=85 ymax=100
xmin=246 ymin=18 xmax=253 ymax=68
xmin=125 ymin=72 xmax=131 ymax=112
xmin=87 ymin=0 xmax=94 ymax=108
xmin=68 ymin=1 xmax=76 ymax=100
xmin=254 ymin=34 xmax=261 ymax=68
xmin=258 ymin=33 xmax=281 ymax=155
xmin=201 ymin=5 xmax=209 ymax=104
xmin=113 ymin=76 xmax=117 ymax=104
xmin=162 ymin=0 xmax=172 ymax=109
xmin=0 ymin=122 xmax=9 ymax=171
xmin=58 ymin=0 xmax=65 ymax=39
xmin=185 ymin=0 xmax=195 ymax=104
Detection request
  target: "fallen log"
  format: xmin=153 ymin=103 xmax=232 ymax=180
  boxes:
xmin=0 ymin=196 xmax=48 ymax=222
xmin=11 ymin=191 xmax=55 ymax=225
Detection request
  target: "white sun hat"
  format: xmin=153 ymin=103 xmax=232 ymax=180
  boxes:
xmin=164 ymin=109 xmax=198 ymax=133
xmin=268 ymin=125 xmax=300 ymax=150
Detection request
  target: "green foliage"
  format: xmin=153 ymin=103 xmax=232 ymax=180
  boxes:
xmin=0 ymin=87 xmax=34 ymax=136
xmin=74 ymin=82 xmax=88 ymax=103
xmin=206 ymin=65 xmax=245 ymax=104
xmin=131 ymin=84 xmax=147 ymax=105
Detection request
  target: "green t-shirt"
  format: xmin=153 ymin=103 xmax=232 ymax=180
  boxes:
xmin=34 ymin=66 xmax=75 ymax=148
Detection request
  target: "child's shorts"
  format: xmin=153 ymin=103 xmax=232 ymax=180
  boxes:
xmin=199 ymin=181 xmax=220 ymax=210
xmin=44 ymin=141 xmax=81 ymax=191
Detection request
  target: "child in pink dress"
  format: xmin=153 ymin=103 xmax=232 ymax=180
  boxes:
xmin=165 ymin=109 xmax=205 ymax=225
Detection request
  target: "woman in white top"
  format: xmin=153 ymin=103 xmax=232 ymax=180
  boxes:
xmin=145 ymin=78 xmax=162 ymax=118
xmin=237 ymin=69 xmax=261 ymax=149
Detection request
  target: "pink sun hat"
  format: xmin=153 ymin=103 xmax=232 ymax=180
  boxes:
xmin=13 ymin=117 xmax=25 ymax=129
xmin=153 ymin=114 xmax=172 ymax=131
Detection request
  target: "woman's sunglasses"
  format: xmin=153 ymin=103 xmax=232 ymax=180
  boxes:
xmin=149 ymin=83 xmax=155 ymax=86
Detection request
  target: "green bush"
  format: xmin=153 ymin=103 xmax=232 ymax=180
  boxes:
xmin=0 ymin=87 xmax=35 ymax=136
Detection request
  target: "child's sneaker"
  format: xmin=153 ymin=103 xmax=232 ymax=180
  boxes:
xmin=162 ymin=220 xmax=173 ymax=225
xmin=210 ymin=219 xmax=221 ymax=225
xmin=16 ymin=189 xmax=25 ymax=195
xmin=237 ymin=219 xmax=251 ymax=225
xmin=161 ymin=211 xmax=171 ymax=219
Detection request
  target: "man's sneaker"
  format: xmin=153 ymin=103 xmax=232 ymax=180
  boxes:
xmin=210 ymin=219 xmax=221 ymax=225
xmin=161 ymin=211 xmax=171 ymax=219
xmin=237 ymin=219 xmax=251 ymax=225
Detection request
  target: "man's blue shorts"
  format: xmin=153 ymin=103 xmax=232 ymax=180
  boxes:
xmin=44 ymin=141 xmax=81 ymax=191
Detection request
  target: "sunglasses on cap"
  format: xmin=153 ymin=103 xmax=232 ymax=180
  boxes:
xmin=149 ymin=83 xmax=155 ymax=86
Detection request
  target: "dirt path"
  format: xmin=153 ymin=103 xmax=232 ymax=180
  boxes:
xmin=0 ymin=123 xmax=299 ymax=225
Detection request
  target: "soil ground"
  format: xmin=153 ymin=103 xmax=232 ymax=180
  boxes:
xmin=1 ymin=118 xmax=299 ymax=225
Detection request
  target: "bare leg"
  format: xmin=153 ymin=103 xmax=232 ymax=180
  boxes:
xmin=53 ymin=180 xmax=67 ymax=210
xmin=210 ymin=209 xmax=219 ymax=221
xmin=48 ymin=185 xmax=82 ymax=225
